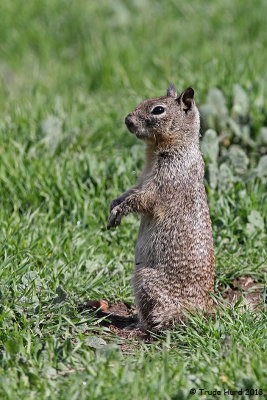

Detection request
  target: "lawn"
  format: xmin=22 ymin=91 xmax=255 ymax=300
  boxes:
xmin=0 ymin=1 xmax=266 ymax=399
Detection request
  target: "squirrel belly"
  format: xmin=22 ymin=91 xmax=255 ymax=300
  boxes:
xmin=134 ymin=173 xmax=215 ymax=329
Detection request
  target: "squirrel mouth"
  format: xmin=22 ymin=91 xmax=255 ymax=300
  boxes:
xmin=126 ymin=123 xmax=136 ymax=134
xmin=127 ymin=125 xmax=146 ymax=139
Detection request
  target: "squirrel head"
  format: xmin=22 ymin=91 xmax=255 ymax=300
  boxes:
xmin=125 ymin=84 xmax=200 ymax=149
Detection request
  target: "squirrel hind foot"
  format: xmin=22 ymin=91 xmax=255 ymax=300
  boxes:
xmin=142 ymin=307 xmax=188 ymax=332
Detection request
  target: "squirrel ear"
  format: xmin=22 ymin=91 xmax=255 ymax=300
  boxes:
xmin=167 ymin=83 xmax=177 ymax=98
xmin=177 ymin=87 xmax=195 ymax=112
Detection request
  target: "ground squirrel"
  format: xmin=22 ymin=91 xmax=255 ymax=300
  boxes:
xmin=108 ymin=84 xmax=215 ymax=330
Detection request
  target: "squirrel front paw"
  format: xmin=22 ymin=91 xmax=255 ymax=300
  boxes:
xmin=109 ymin=197 xmax=122 ymax=213
xmin=107 ymin=205 xmax=123 ymax=229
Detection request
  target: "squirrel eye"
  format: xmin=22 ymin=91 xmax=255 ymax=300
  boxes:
xmin=152 ymin=106 xmax=165 ymax=115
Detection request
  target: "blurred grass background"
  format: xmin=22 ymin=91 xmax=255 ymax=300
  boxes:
xmin=0 ymin=1 xmax=266 ymax=399
xmin=1 ymin=0 xmax=266 ymax=98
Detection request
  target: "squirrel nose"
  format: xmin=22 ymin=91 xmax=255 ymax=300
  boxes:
xmin=125 ymin=114 xmax=136 ymax=132
xmin=125 ymin=114 xmax=132 ymax=126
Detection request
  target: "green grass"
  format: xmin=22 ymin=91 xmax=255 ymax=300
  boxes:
xmin=0 ymin=1 xmax=266 ymax=399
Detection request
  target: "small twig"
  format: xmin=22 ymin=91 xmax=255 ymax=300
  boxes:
xmin=48 ymin=367 xmax=85 ymax=378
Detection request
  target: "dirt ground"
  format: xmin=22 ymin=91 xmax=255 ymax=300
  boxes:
xmin=220 ymin=275 xmax=264 ymax=307
xmin=82 ymin=276 xmax=264 ymax=349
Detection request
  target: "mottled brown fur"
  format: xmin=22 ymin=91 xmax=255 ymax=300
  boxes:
xmin=108 ymin=84 xmax=215 ymax=330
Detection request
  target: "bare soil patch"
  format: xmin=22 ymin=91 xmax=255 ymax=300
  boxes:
xmin=81 ymin=301 xmax=154 ymax=351
xmin=220 ymin=275 xmax=264 ymax=309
